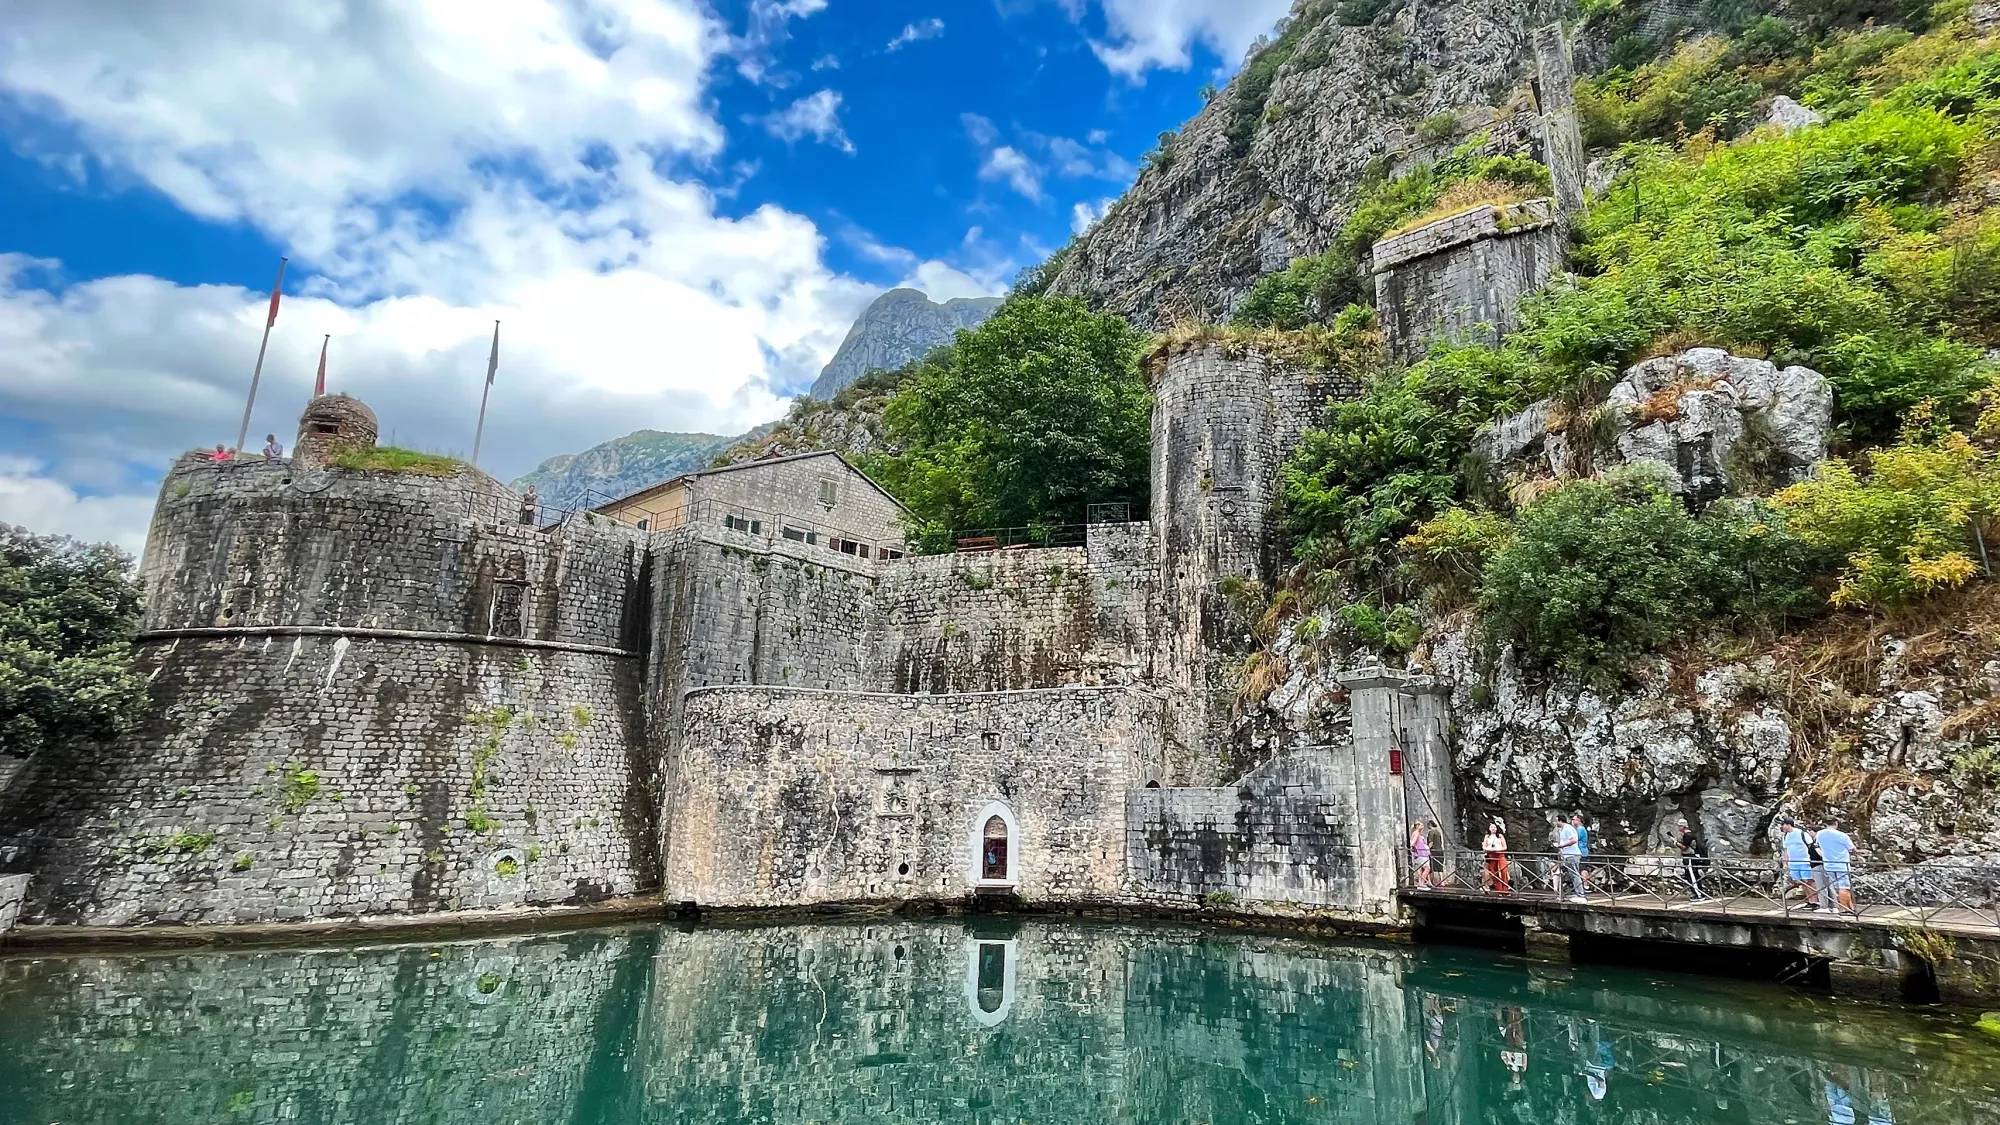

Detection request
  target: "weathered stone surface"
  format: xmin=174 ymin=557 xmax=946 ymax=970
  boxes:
xmin=809 ymin=288 xmax=1002 ymax=399
xmin=1765 ymin=94 xmax=1825 ymax=132
xmin=1474 ymin=347 xmax=1832 ymax=501
xmin=1373 ymin=200 xmax=1564 ymax=360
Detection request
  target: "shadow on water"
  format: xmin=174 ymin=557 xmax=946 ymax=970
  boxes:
xmin=2 ymin=919 xmax=1998 ymax=1124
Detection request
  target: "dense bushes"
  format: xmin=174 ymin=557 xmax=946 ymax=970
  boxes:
xmin=1 ymin=525 xmax=146 ymax=756
xmin=867 ymin=298 xmax=1150 ymax=552
xmin=1774 ymin=412 xmax=2000 ymax=607
xmin=1471 ymin=471 xmax=1824 ymax=680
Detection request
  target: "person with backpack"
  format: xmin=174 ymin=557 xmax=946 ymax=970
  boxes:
xmin=1677 ymin=819 xmax=1710 ymax=901
xmin=1780 ymin=815 xmax=1820 ymax=910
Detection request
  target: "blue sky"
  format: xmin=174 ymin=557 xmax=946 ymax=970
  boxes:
xmin=0 ymin=0 xmax=1293 ymax=551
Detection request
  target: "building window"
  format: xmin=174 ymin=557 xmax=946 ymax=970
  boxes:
xmin=831 ymin=538 xmax=871 ymax=559
xmin=981 ymin=817 xmax=1009 ymax=879
xmin=313 ymin=422 xmax=340 ymax=435
xmin=879 ymin=548 xmax=905 ymax=561
xmin=818 ymin=478 xmax=839 ymax=508
xmin=636 ymin=518 xmax=650 ymax=531
xmin=782 ymin=525 xmax=817 ymax=545
xmin=724 ymin=514 xmax=762 ymax=535
xmin=976 ymin=944 xmax=1007 ymax=1012
xmin=963 ymin=938 xmax=1018 ymax=1027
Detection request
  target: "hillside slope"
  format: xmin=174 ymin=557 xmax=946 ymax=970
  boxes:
xmin=511 ymin=430 xmax=737 ymax=509
xmin=810 ymin=289 xmax=1001 ymax=399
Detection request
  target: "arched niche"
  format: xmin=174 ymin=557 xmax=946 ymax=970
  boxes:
xmin=968 ymin=801 xmax=1020 ymax=888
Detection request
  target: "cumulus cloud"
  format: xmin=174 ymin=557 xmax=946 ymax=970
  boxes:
xmin=979 ymin=147 xmax=1044 ymax=201
xmin=1054 ymin=0 xmax=1295 ymax=77
xmin=1071 ymin=198 xmax=1115 ymax=233
xmin=0 ymin=456 xmax=155 ymax=556
xmin=759 ymin=89 xmax=856 ymax=153
xmin=0 ymin=0 xmax=995 ymax=550
xmin=886 ymin=18 xmax=947 ymax=52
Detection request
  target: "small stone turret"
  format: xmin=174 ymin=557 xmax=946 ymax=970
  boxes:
xmin=294 ymin=394 xmax=378 ymax=466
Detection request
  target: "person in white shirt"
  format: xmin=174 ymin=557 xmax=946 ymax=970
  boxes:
xmin=1556 ymin=817 xmax=1585 ymax=901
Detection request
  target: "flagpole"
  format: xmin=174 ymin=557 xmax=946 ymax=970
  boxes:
xmin=234 ymin=256 xmax=289 ymax=453
xmin=471 ymin=320 xmax=499 ymax=469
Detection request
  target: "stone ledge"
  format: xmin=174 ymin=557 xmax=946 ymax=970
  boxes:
xmin=1370 ymin=198 xmax=1556 ymax=273
xmin=0 ymin=895 xmax=670 ymax=956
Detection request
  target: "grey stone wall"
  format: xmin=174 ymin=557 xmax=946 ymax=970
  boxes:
xmin=140 ymin=458 xmax=649 ymax=649
xmin=1371 ymin=201 xmax=1564 ymax=361
xmin=2 ymin=635 xmax=655 ymax=925
xmin=1149 ymin=344 xmax=1357 ymax=783
xmin=1125 ymin=749 xmax=1383 ymax=919
xmin=3 ymin=462 xmax=658 ymax=926
xmin=662 ymin=686 xmax=1164 ymax=908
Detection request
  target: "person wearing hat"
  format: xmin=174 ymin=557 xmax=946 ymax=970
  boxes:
xmin=1779 ymin=815 xmax=1819 ymax=909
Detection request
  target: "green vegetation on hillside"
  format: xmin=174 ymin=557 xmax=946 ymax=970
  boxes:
xmin=1 ymin=525 xmax=146 ymax=756
xmin=1276 ymin=9 xmax=2000 ymax=679
xmin=866 ymin=298 xmax=1151 ymax=553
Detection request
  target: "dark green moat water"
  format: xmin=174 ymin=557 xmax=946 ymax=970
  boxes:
xmin=3 ymin=922 xmax=1998 ymax=1125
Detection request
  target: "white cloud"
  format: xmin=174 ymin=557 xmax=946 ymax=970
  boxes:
xmin=0 ymin=0 xmax=1017 ymax=547
xmin=733 ymin=0 xmax=832 ymax=84
xmin=0 ymin=456 xmax=155 ymax=556
xmin=1058 ymin=0 xmax=1295 ymax=77
xmin=1071 ymin=198 xmax=1114 ymax=233
xmin=759 ymin=89 xmax=856 ymax=154
xmin=886 ymin=18 xmax=947 ymax=52
xmin=979 ymin=147 xmax=1043 ymax=201
xmin=961 ymin=113 xmax=1001 ymax=147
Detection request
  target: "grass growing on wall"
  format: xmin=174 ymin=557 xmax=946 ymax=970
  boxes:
xmin=329 ymin=446 xmax=464 ymax=475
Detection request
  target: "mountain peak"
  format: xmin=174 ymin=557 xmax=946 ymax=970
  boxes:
xmin=809 ymin=287 xmax=1003 ymax=399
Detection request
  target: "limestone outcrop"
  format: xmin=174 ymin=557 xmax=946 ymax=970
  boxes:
xmin=809 ymin=289 xmax=1002 ymax=400
xmin=1474 ymin=347 xmax=1832 ymax=502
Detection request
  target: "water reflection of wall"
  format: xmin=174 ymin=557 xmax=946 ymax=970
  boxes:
xmin=5 ymin=924 xmax=1999 ymax=1125
xmin=0 ymin=929 xmax=649 ymax=1125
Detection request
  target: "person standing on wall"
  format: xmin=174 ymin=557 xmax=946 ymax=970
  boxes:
xmin=1557 ymin=814 xmax=1586 ymax=901
xmin=1817 ymin=815 xmax=1858 ymax=914
xmin=1780 ymin=815 xmax=1819 ymax=909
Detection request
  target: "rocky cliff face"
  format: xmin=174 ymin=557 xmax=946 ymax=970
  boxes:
xmin=510 ymin=429 xmax=736 ymax=509
xmin=809 ymin=288 xmax=1002 ymax=399
xmin=1047 ymin=0 xmax=1568 ymax=328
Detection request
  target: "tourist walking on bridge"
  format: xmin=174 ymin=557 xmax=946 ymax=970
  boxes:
xmin=1482 ymin=822 xmax=1511 ymax=894
xmin=1780 ymin=816 xmax=1820 ymax=909
xmin=1557 ymin=815 xmax=1586 ymax=901
xmin=1678 ymin=819 xmax=1710 ymax=901
xmin=1818 ymin=816 xmax=1857 ymax=914
xmin=1411 ymin=820 xmax=1434 ymax=887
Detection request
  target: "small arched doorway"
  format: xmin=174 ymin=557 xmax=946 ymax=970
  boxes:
xmin=968 ymin=801 xmax=1019 ymax=888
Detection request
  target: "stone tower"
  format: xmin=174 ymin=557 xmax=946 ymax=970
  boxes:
xmin=293 ymin=393 xmax=379 ymax=467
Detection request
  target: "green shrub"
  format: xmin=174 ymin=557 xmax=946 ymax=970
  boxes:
xmin=1773 ymin=418 xmax=2000 ymax=608
xmin=1479 ymin=471 xmax=1824 ymax=680
xmin=328 ymin=446 xmax=462 ymax=475
xmin=0 ymin=525 xmax=146 ymax=758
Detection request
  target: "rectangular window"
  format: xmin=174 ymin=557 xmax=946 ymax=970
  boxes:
xmin=879 ymin=548 xmax=904 ymax=561
xmin=818 ymin=478 xmax=839 ymax=508
xmin=832 ymin=538 xmax=870 ymax=559
xmin=724 ymin=514 xmax=762 ymax=535
xmin=781 ymin=525 xmax=817 ymax=545
xmin=635 ymin=518 xmax=650 ymax=531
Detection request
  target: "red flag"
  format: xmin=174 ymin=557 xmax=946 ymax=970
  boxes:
xmin=314 ymin=335 xmax=329 ymax=397
xmin=266 ymin=285 xmax=281 ymax=328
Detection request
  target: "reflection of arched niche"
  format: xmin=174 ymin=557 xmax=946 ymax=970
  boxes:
xmin=963 ymin=938 xmax=1018 ymax=1026
xmin=968 ymin=801 xmax=1020 ymax=887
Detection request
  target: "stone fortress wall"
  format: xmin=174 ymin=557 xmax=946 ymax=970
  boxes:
xmin=1 ymin=455 xmax=661 ymax=925
xmin=5 ymin=329 xmax=1492 ymax=930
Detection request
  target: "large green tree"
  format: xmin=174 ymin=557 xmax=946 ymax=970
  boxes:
xmin=0 ymin=525 xmax=147 ymax=757
xmin=870 ymin=297 xmax=1151 ymax=549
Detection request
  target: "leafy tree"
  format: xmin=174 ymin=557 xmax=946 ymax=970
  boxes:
xmin=1 ymin=525 xmax=147 ymax=756
xmin=869 ymin=298 xmax=1150 ymax=551
xmin=1773 ymin=411 xmax=2000 ymax=607
xmin=1478 ymin=470 xmax=1824 ymax=680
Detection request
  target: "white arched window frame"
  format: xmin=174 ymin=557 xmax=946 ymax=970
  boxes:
xmin=968 ymin=801 xmax=1020 ymax=888
xmin=963 ymin=937 xmax=1019 ymax=1027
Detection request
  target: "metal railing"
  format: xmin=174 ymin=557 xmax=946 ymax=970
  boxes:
xmin=952 ymin=524 xmax=1088 ymax=552
xmin=1409 ymin=848 xmax=2000 ymax=930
